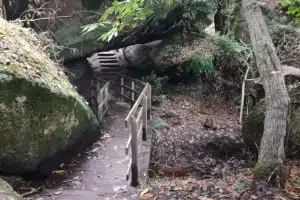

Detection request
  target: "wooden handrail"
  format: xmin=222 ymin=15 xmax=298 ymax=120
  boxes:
xmin=116 ymin=73 xmax=146 ymax=85
xmin=117 ymin=83 xmax=141 ymax=94
xmin=93 ymin=76 xmax=107 ymax=83
xmin=125 ymin=84 xmax=149 ymax=127
xmin=117 ymin=92 xmax=135 ymax=103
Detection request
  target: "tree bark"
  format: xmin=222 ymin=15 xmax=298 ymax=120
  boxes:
xmin=0 ymin=0 xmax=3 ymax=18
xmin=242 ymin=0 xmax=290 ymax=186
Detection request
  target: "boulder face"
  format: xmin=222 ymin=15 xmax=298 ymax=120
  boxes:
xmin=0 ymin=18 xmax=100 ymax=175
xmin=0 ymin=178 xmax=23 ymax=200
xmin=243 ymin=86 xmax=300 ymax=157
xmin=34 ymin=0 xmax=109 ymax=60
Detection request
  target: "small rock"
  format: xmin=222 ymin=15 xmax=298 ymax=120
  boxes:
xmin=203 ymin=116 xmax=216 ymax=129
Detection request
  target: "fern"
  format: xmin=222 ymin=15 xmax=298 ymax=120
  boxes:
xmin=183 ymin=56 xmax=214 ymax=78
xmin=151 ymin=118 xmax=169 ymax=137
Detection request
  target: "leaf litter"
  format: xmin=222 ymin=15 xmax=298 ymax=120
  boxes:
xmin=147 ymin=94 xmax=300 ymax=199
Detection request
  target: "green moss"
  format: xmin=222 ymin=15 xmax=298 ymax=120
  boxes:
xmin=0 ymin=71 xmax=96 ymax=172
xmin=253 ymin=161 xmax=287 ymax=186
xmin=0 ymin=18 xmax=98 ymax=174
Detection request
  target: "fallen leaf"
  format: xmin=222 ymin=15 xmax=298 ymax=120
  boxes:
xmin=91 ymin=147 xmax=100 ymax=152
xmin=52 ymin=170 xmax=67 ymax=175
xmin=54 ymin=191 xmax=63 ymax=195
xmin=140 ymin=193 xmax=153 ymax=199
xmin=140 ymin=188 xmax=150 ymax=196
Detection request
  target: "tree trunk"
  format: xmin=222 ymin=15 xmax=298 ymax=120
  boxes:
xmin=242 ymin=0 xmax=290 ymax=186
xmin=0 ymin=0 xmax=3 ymax=18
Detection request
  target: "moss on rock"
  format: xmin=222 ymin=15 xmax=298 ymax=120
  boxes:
xmin=150 ymin=34 xmax=218 ymax=69
xmin=0 ymin=18 xmax=99 ymax=174
xmin=0 ymin=178 xmax=23 ymax=200
xmin=243 ymin=86 xmax=300 ymax=157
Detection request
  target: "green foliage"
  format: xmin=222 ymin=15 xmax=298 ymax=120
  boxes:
xmin=36 ymin=32 xmax=64 ymax=60
xmin=81 ymin=0 xmax=155 ymax=41
xmin=141 ymin=71 xmax=168 ymax=95
xmin=233 ymin=182 xmax=247 ymax=191
xmin=280 ymin=0 xmax=300 ymax=24
xmin=266 ymin=19 xmax=296 ymax=42
xmin=183 ymin=56 xmax=214 ymax=78
xmin=82 ymin=0 xmax=217 ymax=41
xmin=36 ymin=32 xmax=78 ymax=62
xmin=152 ymin=94 xmax=168 ymax=106
xmin=217 ymin=35 xmax=251 ymax=59
xmin=151 ymin=118 xmax=169 ymax=137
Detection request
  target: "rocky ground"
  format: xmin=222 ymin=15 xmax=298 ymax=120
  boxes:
xmin=138 ymin=92 xmax=300 ymax=200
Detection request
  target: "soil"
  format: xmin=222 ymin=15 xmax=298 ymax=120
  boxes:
xmin=142 ymin=93 xmax=300 ymax=200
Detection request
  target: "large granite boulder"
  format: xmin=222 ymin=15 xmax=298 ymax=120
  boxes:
xmin=33 ymin=0 xmax=109 ymax=60
xmin=0 ymin=178 xmax=23 ymax=200
xmin=243 ymin=86 xmax=300 ymax=157
xmin=0 ymin=18 xmax=100 ymax=175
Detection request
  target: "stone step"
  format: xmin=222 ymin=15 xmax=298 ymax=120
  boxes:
xmin=98 ymin=58 xmax=119 ymax=62
xmin=96 ymin=55 xmax=118 ymax=59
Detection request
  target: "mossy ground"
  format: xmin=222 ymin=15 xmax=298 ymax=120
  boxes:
xmin=0 ymin=18 xmax=99 ymax=174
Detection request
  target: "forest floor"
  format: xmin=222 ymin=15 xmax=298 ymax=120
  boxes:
xmin=137 ymin=93 xmax=300 ymax=200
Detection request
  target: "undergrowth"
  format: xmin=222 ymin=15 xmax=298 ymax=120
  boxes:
xmin=183 ymin=56 xmax=214 ymax=79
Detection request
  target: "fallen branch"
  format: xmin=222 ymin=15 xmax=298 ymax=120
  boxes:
xmin=249 ymin=65 xmax=300 ymax=85
xmin=21 ymin=186 xmax=43 ymax=198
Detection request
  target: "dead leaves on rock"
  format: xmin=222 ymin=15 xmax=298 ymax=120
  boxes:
xmin=284 ymin=162 xmax=300 ymax=199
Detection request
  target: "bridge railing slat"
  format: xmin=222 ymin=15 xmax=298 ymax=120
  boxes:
xmin=118 ymin=75 xmax=150 ymax=187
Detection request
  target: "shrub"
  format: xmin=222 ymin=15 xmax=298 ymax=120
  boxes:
xmin=183 ymin=56 xmax=214 ymax=79
xmin=141 ymin=71 xmax=169 ymax=95
xmin=280 ymin=0 xmax=300 ymax=24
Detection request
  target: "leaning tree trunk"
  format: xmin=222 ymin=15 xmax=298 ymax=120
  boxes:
xmin=242 ymin=0 xmax=290 ymax=186
xmin=0 ymin=0 xmax=3 ymax=18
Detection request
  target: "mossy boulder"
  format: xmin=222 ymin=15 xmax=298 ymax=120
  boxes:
xmin=243 ymin=86 xmax=300 ymax=157
xmin=150 ymin=34 xmax=217 ymax=69
xmin=0 ymin=18 xmax=100 ymax=175
xmin=0 ymin=178 xmax=23 ymax=200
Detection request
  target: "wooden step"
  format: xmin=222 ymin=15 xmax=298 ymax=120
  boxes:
xmin=98 ymin=58 xmax=118 ymax=62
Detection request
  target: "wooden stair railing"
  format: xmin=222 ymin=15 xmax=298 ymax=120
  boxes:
xmin=116 ymin=75 xmax=151 ymax=187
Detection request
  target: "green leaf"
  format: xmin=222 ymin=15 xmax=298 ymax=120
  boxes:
xmin=233 ymin=182 xmax=247 ymax=191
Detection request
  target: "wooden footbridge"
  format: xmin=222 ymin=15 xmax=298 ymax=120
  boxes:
xmin=35 ymin=73 xmax=152 ymax=200
xmin=90 ymin=73 xmax=152 ymax=187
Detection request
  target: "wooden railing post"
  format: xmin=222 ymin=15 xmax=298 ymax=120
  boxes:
xmin=147 ymin=85 xmax=151 ymax=120
xmin=90 ymin=79 xmax=97 ymax=114
xmin=121 ymin=77 xmax=124 ymax=102
xmin=131 ymin=81 xmax=135 ymax=108
xmin=130 ymin=116 xmax=139 ymax=187
xmin=104 ymin=83 xmax=109 ymax=117
xmin=142 ymin=95 xmax=148 ymax=141
xmin=98 ymin=89 xmax=104 ymax=120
